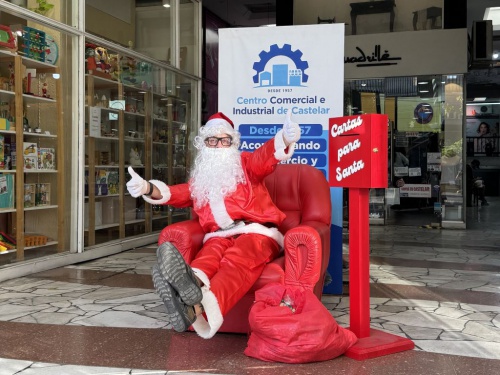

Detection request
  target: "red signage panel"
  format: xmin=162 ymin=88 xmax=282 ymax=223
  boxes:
xmin=328 ymin=114 xmax=388 ymax=188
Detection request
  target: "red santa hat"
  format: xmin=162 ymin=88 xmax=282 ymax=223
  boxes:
xmin=202 ymin=112 xmax=236 ymax=137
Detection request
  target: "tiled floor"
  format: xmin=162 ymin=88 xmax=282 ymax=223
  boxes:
xmin=0 ymin=200 xmax=500 ymax=374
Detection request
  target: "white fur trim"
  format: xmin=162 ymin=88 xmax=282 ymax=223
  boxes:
xmin=273 ymin=129 xmax=295 ymax=161
xmin=202 ymin=118 xmax=235 ymax=138
xmin=209 ymin=198 xmax=234 ymax=229
xmin=192 ymin=268 xmax=211 ymax=288
xmin=142 ymin=180 xmax=171 ymax=204
xmin=191 ymin=286 xmax=224 ymax=339
xmin=203 ymin=222 xmax=284 ymax=248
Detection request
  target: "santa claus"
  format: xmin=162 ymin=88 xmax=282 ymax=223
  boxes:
xmin=126 ymin=111 xmax=301 ymax=338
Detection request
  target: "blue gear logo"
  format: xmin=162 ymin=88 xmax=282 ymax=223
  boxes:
xmin=253 ymin=44 xmax=309 ymax=88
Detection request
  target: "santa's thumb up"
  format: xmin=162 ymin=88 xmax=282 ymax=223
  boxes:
xmin=282 ymin=111 xmax=300 ymax=145
xmin=126 ymin=166 xmax=148 ymax=197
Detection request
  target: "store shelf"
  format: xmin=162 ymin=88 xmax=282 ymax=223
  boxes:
xmin=24 ymin=204 xmax=58 ymax=211
xmin=84 ymin=50 xmax=192 ymax=247
xmin=25 ymin=240 xmax=58 ymax=250
xmin=0 ymin=50 xmax=65 ymax=259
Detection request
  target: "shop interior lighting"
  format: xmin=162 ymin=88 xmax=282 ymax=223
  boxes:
xmin=417 ymin=77 xmax=436 ymax=98
xmin=162 ymin=0 xmax=170 ymax=8
xmin=484 ymin=7 xmax=500 ymax=30
xmin=472 ymin=97 xmax=487 ymax=102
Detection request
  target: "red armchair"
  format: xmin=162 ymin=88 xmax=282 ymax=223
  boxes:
xmin=157 ymin=163 xmax=332 ymax=333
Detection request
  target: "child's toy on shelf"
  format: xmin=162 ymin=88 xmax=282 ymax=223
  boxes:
xmin=0 ymin=25 xmax=16 ymax=53
xmin=129 ymin=147 xmax=143 ymax=166
xmin=19 ymin=26 xmax=46 ymax=62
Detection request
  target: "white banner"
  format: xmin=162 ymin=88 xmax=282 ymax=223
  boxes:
xmin=218 ymin=24 xmax=345 ymax=177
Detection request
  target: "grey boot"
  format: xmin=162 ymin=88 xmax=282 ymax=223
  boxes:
xmin=151 ymin=264 xmax=197 ymax=332
xmin=156 ymin=242 xmax=202 ymax=306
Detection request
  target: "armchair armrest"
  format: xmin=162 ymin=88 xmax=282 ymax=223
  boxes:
xmin=283 ymin=224 xmax=326 ymax=291
xmin=158 ymin=219 xmax=205 ymax=263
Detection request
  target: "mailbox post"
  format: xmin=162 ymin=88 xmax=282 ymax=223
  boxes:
xmin=329 ymin=114 xmax=414 ymax=360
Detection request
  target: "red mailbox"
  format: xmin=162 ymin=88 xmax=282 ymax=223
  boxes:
xmin=327 ymin=114 xmax=414 ymax=360
xmin=328 ymin=114 xmax=388 ymax=188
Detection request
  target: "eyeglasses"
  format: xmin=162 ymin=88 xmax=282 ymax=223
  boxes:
xmin=205 ymin=136 xmax=232 ymax=147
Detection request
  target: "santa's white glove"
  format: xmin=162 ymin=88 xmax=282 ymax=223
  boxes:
xmin=282 ymin=111 xmax=301 ymax=146
xmin=126 ymin=166 xmax=149 ymax=197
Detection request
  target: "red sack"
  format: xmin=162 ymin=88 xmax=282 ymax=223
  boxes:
xmin=244 ymin=283 xmax=358 ymax=363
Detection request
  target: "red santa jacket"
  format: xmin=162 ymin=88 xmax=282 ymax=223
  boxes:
xmin=168 ymin=136 xmax=286 ymax=231
xmin=145 ymin=132 xmax=294 ymax=246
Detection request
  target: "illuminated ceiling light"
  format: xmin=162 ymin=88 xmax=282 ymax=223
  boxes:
xmin=162 ymin=0 xmax=170 ymax=8
xmin=473 ymin=97 xmax=487 ymax=102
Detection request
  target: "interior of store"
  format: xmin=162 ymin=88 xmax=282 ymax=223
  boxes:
xmin=461 ymin=1 xmax=500 ymax=227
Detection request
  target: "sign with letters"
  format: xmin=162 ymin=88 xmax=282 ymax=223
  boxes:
xmin=218 ymin=24 xmax=346 ymax=295
xmin=218 ymin=24 xmax=344 ymax=178
xmin=328 ymin=114 xmax=388 ymax=188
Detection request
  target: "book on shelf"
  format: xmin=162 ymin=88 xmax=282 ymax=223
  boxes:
xmin=10 ymin=138 xmax=16 ymax=169
xmin=3 ymin=137 xmax=11 ymax=170
xmin=24 ymin=183 xmax=36 ymax=208
xmin=107 ymin=171 xmax=119 ymax=194
xmin=0 ymin=134 xmax=4 ymax=170
xmin=95 ymin=170 xmax=108 ymax=195
xmin=35 ymin=183 xmax=50 ymax=206
xmin=23 ymin=142 xmax=37 ymax=170
xmin=0 ymin=174 xmax=14 ymax=209
xmin=38 ymin=147 xmax=56 ymax=170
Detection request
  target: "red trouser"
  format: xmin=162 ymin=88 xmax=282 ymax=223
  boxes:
xmin=191 ymin=233 xmax=280 ymax=316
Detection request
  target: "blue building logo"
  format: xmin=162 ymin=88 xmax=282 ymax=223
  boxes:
xmin=253 ymin=44 xmax=309 ymax=88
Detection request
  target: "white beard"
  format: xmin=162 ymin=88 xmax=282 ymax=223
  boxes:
xmin=189 ymin=146 xmax=246 ymax=209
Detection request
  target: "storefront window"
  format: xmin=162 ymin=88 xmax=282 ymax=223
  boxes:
xmin=85 ymin=0 xmax=200 ymax=74
xmin=83 ymin=1 xmax=201 ymax=248
xmin=84 ymin=37 xmax=198 ymax=247
xmin=0 ymin=0 xmax=201 ymax=269
xmin=135 ymin=1 xmax=174 ymax=64
xmin=5 ymin=0 xmax=78 ymax=27
xmin=85 ymin=1 xmax=137 ymax=47
xmin=344 ymin=74 xmax=465 ymax=227
xmin=464 ymin=100 xmax=499 ymax=210
xmin=179 ymin=0 xmax=200 ymax=76
xmin=0 ymin=11 xmax=78 ymax=265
